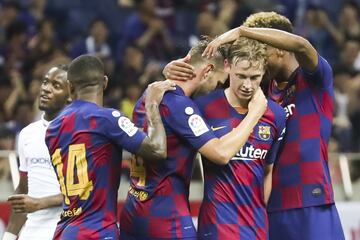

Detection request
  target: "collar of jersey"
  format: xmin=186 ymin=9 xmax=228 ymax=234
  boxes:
xmin=41 ymin=113 xmax=50 ymax=127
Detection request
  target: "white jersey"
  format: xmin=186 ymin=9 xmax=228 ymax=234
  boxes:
xmin=17 ymin=116 xmax=61 ymax=239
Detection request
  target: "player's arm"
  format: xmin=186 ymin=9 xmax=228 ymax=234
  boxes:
xmin=198 ymin=89 xmax=267 ymax=165
xmin=203 ymin=26 xmax=318 ymax=72
xmin=264 ymin=164 xmax=274 ymax=204
xmin=7 ymin=194 xmax=62 ymax=213
xmin=136 ymin=80 xmax=176 ymax=160
xmin=4 ymin=174 xmax=28 ymax=240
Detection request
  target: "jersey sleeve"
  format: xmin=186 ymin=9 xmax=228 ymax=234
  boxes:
xmin=101 ymin=109 xmax=147 ymax=154
xmin=17 ymin=130 xmax=27 ymax=173
xmin=265 ymin=108 xmax=287 ymax=165
xmin=302 ymin=54 xmax=333 ymax=90
xmin=162 ymin=95 xmax=217 ymax=150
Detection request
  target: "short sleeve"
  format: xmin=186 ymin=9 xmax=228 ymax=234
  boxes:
xmin=101 ymin=109 xmax=146 ymax=154
xmin=302 ymin=54 xmax=333 ymax=90
xmin=265 ymin=109 xmax=287 ymax=165
xmin=162 ymin=95 xmax=216 ymax=150
xmin=17 ymin=130 xmax=27 ymax=173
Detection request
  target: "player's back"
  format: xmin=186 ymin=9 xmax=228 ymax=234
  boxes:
xmin=46 ymin=100 xmax=126 ymax=240
xmin=120 ymin=87 xmax=216 ymax=239
xmin=195 ymin=89 xmax=286 ymax=240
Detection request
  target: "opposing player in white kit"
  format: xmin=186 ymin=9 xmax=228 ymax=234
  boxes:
xmin=2 ymin=65 xmax=71 ymax=240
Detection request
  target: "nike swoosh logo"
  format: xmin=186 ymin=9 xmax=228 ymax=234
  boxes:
xmin=211 ymin=126 xmax=227 ymax=131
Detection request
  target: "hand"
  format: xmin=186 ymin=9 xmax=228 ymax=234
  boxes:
xmin=145 ymin=80 xmax=176 ymax=106
xmin=8 ymin=194 xmax=42 ymax=213
xmin=162 ymin=54 xmax=195 ymax=81
xmin=149 ymin=19 xmax=164 ymax=33
xmin=248 ymin=88 xmax=267 ymax=118
xmin=202 ymin=27 xmax=240 ymax=58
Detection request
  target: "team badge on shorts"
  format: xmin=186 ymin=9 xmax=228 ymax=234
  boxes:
xmin=258 ymin=125 xmax=271 ymax=140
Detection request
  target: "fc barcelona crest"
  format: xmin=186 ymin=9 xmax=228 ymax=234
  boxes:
xmin=258 ymin=126 xmax=271 ymax=140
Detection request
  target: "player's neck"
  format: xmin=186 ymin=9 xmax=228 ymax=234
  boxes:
xmin=76 ymin=92 xmax=104 ymax=106
xmin=224 ymin=88 xmax=248 ymax=109
xmin=44 ymin=111 xmax=58 ymax=121
xmin=173 ymin=81 xmax=195 ymax=97
xmin=276 ymin=57 xmax=299 ymax=83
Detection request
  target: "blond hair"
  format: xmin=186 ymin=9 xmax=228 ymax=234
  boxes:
xmin=243 ymin=11 xmax=293 ymax=33
xmin=188 ymin=37 xmax=224 ymax=70
xmin=228 ymin=37 xmax=267 ymax=70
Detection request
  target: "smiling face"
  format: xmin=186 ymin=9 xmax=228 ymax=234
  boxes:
xmin=39 ymin=67 xmax=70 ymax=115
xmin=229 ymin=59 xmax=265 ymax=100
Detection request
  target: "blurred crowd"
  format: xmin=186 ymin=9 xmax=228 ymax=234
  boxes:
xmin=0 ymin=0 xmax=360 ymax=181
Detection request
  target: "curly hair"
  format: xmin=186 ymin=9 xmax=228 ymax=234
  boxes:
xmin=243 ymin=11 xmax=293 ymax=33
xmin=228 ymin=37 xmax=268 ymax=71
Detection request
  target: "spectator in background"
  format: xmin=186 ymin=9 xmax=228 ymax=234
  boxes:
xmin=71 ymin=18 xmax=114 ymax=75
xmin=336 ymin=37 xmax=360 ymax=73
xmin=296 ymin=4 xmax=343 ymax=65
xmin=0 ymin=1 xmax=22 ymax=46
xmin=0 ymin=126 xmax=15 ymax=181
xmin=117 ymin=0 xmax=174 ymax=64
xmin=338 ymin=1 xmax=360 ymax=40
xmin=333 ymin=69 xmax=353 ymax=152
xmin=119 ymin=84 xmax=142 ymax=119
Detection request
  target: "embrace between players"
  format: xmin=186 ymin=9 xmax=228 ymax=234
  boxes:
xmin=4 ymin=12 xmax=344 ymax=240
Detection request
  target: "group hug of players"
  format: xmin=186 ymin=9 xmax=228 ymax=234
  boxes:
xmin=3 ymin=11 xmax=345 ymax=240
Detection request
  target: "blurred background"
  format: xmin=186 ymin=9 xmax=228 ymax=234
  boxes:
xmin=0 ymin=0 xmax=360 ymax=239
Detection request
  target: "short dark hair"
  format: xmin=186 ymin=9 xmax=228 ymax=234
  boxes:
xmin=68 ymin=55 xmax=104 ymax=90
xmin=55 ymin=64 xmax=69 ymax=72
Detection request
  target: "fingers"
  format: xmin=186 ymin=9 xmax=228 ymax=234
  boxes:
xmin=202 ymin=45 xmax=215 ymax=59
xmin=182 ymin=54 xmax=192 ymax=63
xmin=8 ymin=194 xmax=26 ymax=201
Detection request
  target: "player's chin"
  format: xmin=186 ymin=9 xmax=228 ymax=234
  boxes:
xmin=38 ymin=102 xmax=51 ymax=111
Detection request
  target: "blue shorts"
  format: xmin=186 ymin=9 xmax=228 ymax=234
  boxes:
xmin=120 ymin=230 xmax=197 ymax=240
xmin=268 ymin=204 xmax=344 ymax=240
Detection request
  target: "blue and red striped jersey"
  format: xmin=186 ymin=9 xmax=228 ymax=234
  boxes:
xmin=194 ymin=89 xmax=286 ymax=240
xmin=45 ymin=100 xmax=146 ymax=240
xmin=120 ymin=87 xmax=217 ymax=239
xmin=267 ymin=54 xmax=335 ymax=211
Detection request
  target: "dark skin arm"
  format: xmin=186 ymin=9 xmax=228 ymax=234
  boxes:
xmin=5 ymin=175 xmax=28 ymax=235
xmin=8 ymin=194 xmax=62 ymax=213
xmin=203 ymin=26 xmax=318 ymax=72
xmin=136 ymin=80 xmax=176 ymax=161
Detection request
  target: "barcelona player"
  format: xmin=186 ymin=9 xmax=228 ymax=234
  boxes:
xmin=199 ymin=11 xmax=344 ymax=240
xmin=195 ymin=37 xmax=286 ymax=240
xmin=120 ymin=39 xmax=268 ymax=239
xmin=45 ymin=55 xmax=175 ymax=240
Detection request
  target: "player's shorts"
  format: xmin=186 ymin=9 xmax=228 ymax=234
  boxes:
xmin=120 ymin=230 xmax=197 ymax=240
xmin=268 ymin=204 xmax=344 ymax=240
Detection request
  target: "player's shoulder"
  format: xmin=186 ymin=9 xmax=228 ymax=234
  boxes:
xmin=162 ymin=87 xmax=194 ymax=108
xmin=266 ymin=99 xmax=287 ymax=124
xmin=194 ymin=89 xmax=224 ymax=108
xmin=19 ymin=119 xmax=43 ymax=136
xmin=300 ymin=53 xmax=333 ymax=76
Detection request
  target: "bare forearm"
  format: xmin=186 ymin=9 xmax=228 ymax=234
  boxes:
xmin=137 ymin=29 xmax=157 ymax=48
xmin=239 ymin=26 xmax=318 ymax=71
xmin=219 ymin=112 xmax=261 ymax=160
xmin=5 ymin=211 xmax=26 ymax=236
xmin=137 ymin=103 xmax=167 ymax=160
xmin=239 ymin=26 xmax=307 ymax=53
xmin=36 ymin=194 xmax=62 ymax=210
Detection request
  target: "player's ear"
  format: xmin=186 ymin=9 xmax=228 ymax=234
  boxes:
xmin=103 ymin=75 xmax=108 ymax=90
xmin=67 ymin=80 xmax=75 ymax=96
xmin=224 ymin=59 xmax=230 ymax=73
xmin=203 ymin=64 xmax=214 ymax=80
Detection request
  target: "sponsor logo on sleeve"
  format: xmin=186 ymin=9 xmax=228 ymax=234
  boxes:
xmin=188 ymin=114 xmax=209 ymax=137
xmin=118 ymin=116 xmax=138 ymax=137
